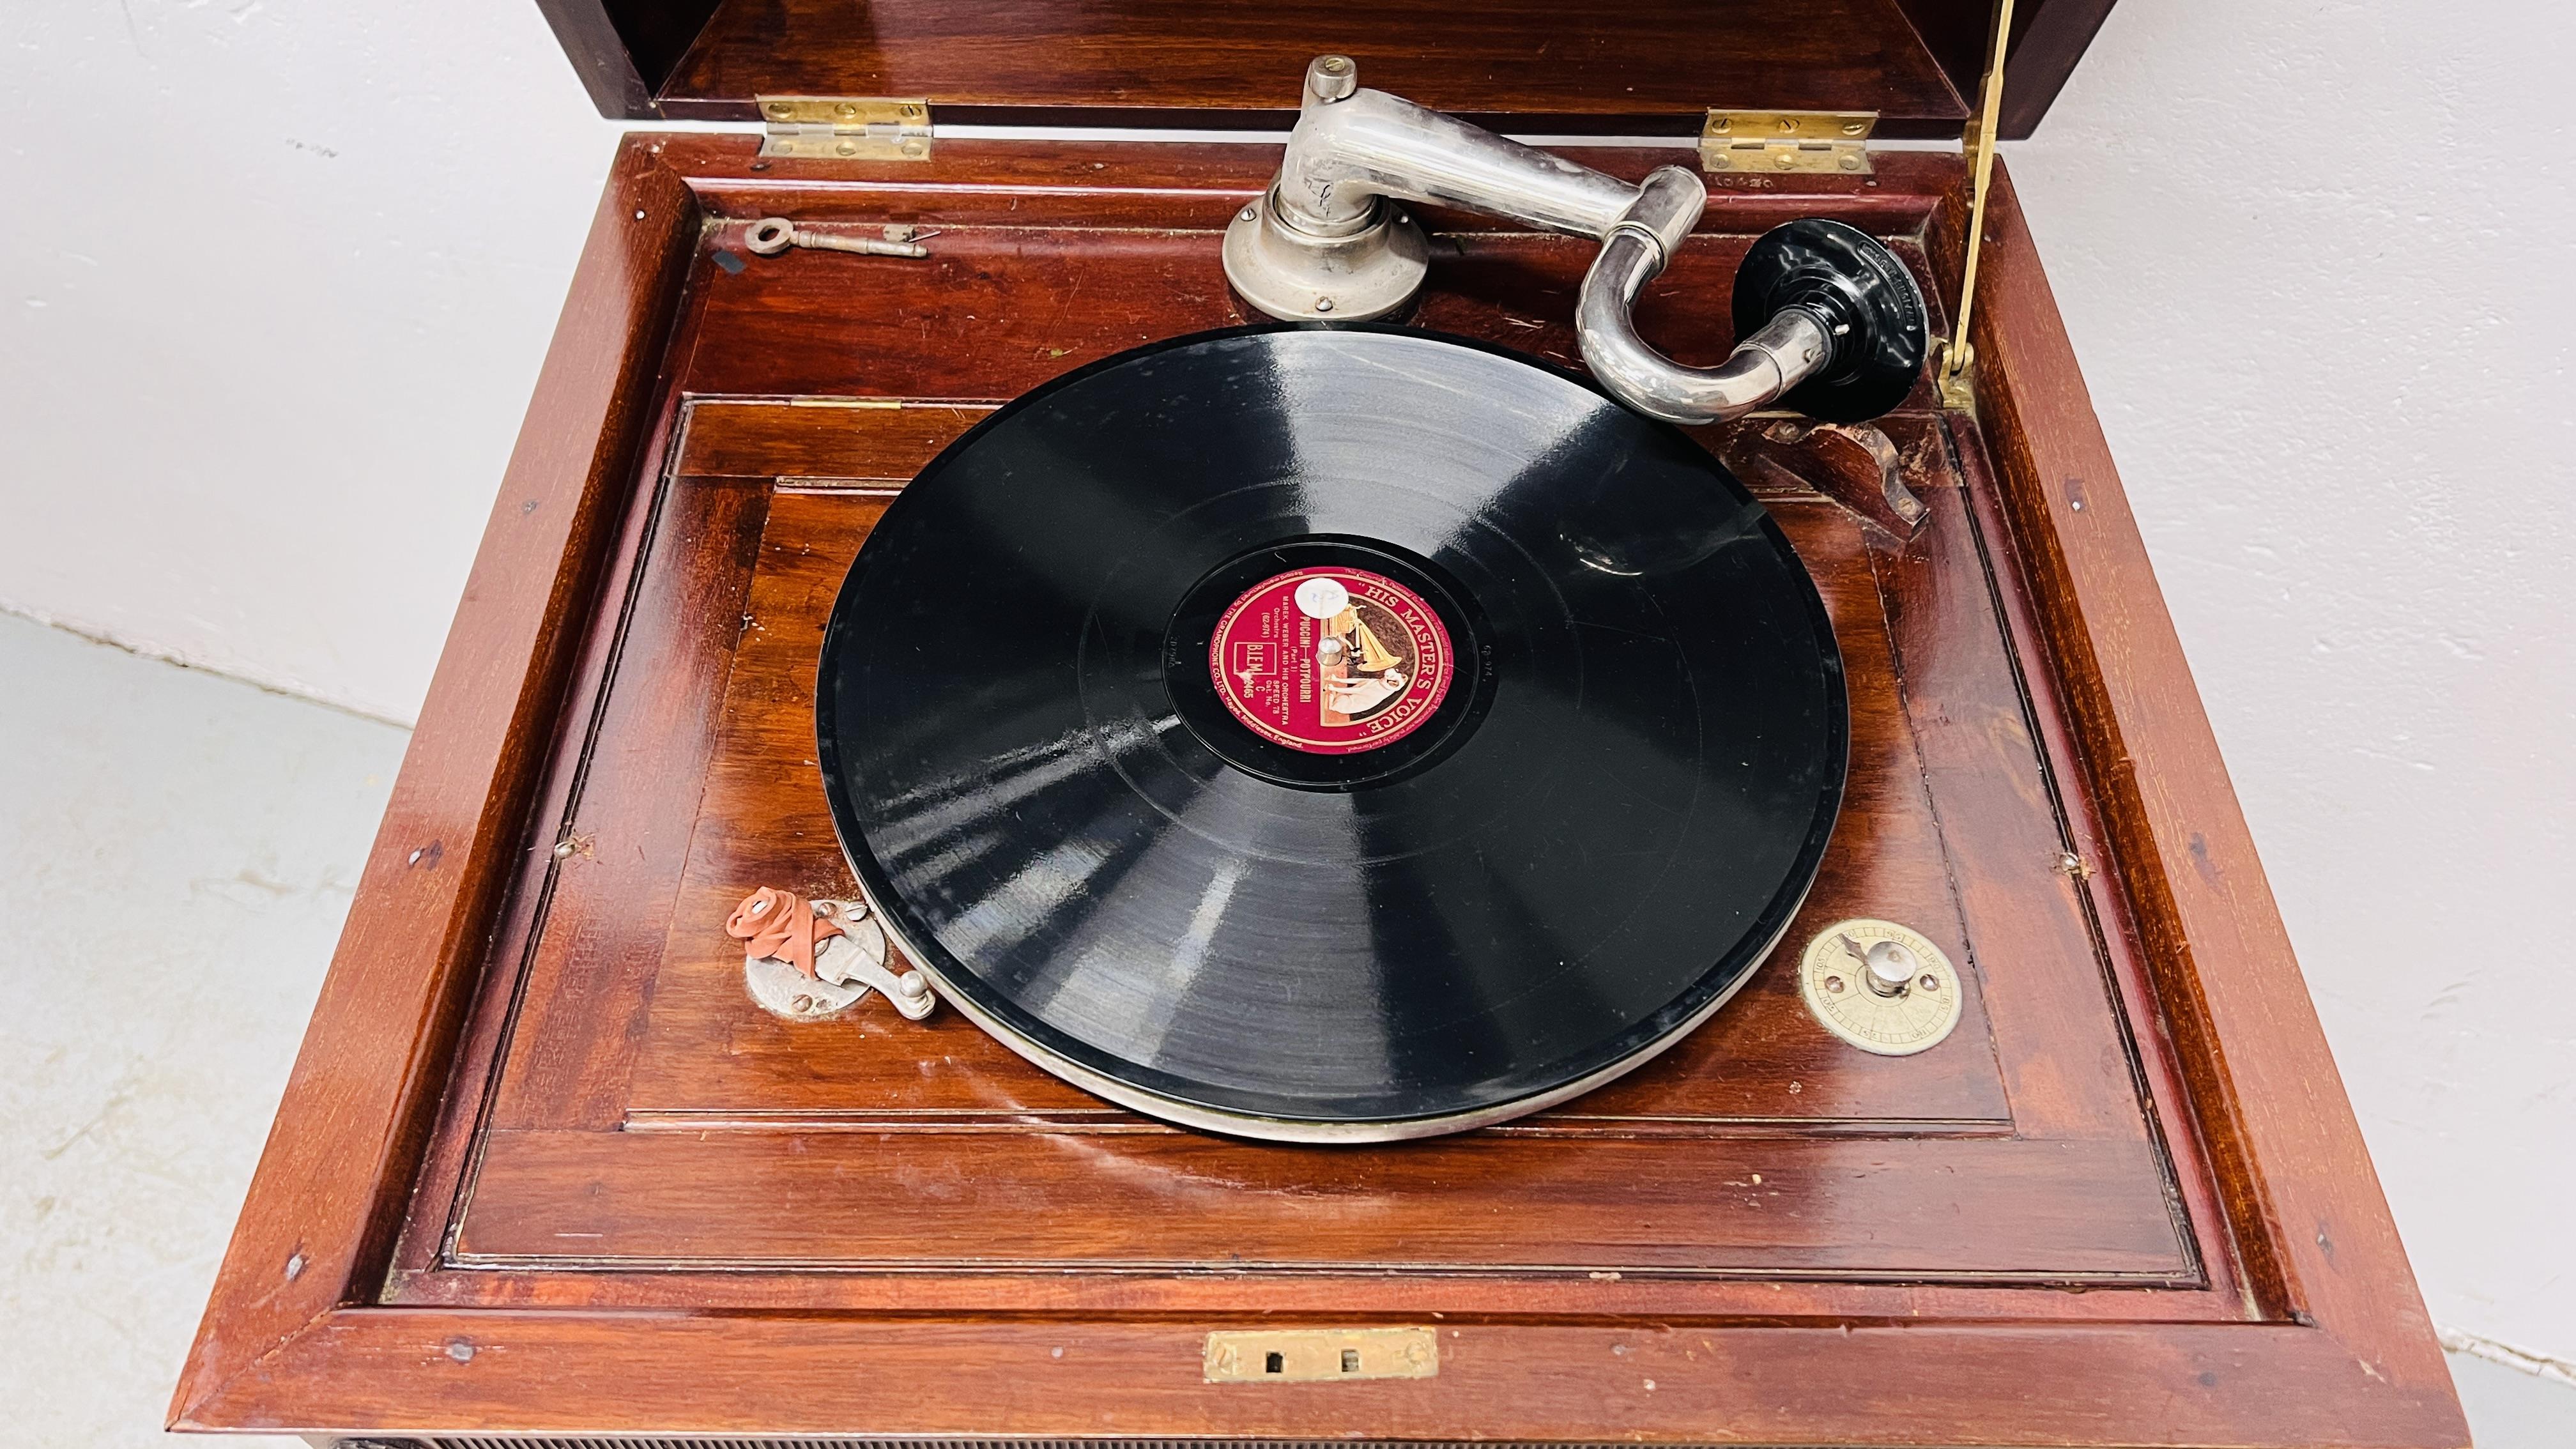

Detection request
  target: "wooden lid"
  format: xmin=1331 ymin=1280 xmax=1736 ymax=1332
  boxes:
xmin=539 ymin=1 xmax=2110 ymax=141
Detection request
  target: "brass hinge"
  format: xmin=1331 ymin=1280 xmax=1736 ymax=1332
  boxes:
xmin=756 ymin=96 xmax=933 ymax=160
xmin=1700 ymin=111 xmax=1876 ymax=176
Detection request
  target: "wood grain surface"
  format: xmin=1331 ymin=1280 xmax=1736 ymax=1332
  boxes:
xmin=170 ymin=132 xmax=2464 ymax=1448
xmin=659 ymin=0 xmax=1970 ymax=132
xmin=543 ymin=0 xmax=2112 ymax=138
xmin=167 ymin=137 xmax=700 ymax=1422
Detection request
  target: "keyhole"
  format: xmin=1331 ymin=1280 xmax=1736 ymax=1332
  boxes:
xmin=1341 ymin=1349 xmax=1362 ymax=1373
xmin=1265 ymin=1352 xmax=1284 ymax=1374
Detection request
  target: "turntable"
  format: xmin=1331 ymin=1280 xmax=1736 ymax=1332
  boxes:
xmin=174 ymin=4 xmax=2467 ymax=1447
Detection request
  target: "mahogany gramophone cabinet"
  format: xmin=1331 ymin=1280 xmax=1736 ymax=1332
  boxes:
xmin=171 ymin=3 xmax=2469 ymax=1445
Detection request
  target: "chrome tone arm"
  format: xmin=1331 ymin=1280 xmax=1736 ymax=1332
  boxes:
xmin=1572 ymin=169 xmax=1831 ymax=425
xmin=1225 ymin=56 xmax=1879 ymax=427
xmin=1274 ymin=61 xmax=1638 ymax=240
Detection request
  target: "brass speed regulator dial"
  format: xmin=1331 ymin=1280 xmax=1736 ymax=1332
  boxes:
xmin=1798 ymin=918 xmax=1963 ymax=1056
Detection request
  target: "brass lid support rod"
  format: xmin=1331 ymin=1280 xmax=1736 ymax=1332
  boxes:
xmin=1936 ymin=0 xmax=2015 ymax=410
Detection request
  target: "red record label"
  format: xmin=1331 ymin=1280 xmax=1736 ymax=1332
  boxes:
xmin=1208 ymin=567 xmax=1455 ymax=755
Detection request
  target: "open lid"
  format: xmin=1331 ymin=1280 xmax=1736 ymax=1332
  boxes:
xmin=537 ymin=0 xmax=2112 ymax=139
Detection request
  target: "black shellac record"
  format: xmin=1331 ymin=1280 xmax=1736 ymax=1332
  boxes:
xmin=816 ymin=325 xmax=1846 ymax=1140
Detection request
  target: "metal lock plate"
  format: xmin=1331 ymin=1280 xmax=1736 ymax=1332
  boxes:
xmin=1205 ymin=1326 xmax=1439 ymax=1383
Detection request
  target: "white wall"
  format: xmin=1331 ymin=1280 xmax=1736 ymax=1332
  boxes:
xmin=1 ymin=0 xmax=620 ymax=721
xmin=3 ymin=0 xmax=2569 ymax=1379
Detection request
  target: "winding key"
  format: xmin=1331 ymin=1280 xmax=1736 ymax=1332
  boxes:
xmin=744 ymin=217 xmax=930 ymax=259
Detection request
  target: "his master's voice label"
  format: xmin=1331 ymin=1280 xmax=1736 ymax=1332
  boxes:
xmin=1208 ymin=566 xmax=1453 ymax=755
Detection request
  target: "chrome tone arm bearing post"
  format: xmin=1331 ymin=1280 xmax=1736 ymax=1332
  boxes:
xmin=1223 ymin=56 xmax=1929 ymax=425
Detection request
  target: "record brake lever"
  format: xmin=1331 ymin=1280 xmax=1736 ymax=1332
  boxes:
xmin=1222 ymin=56 xmax=1929 ymax=425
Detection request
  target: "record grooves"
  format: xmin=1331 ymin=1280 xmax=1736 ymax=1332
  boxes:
xmin=816 ymin=325 xmax=1847 ymax=1140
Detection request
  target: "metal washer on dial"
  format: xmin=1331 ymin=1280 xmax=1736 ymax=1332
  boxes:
xmin=1798 ymin=918 xmax=1963 ymax=1056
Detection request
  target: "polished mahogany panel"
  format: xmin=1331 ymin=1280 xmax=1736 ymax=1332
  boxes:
xmin=542 ymin=0 xmax=2113 ymax=138
xmin=436 ymin=450 xmax=2207 ymax=1282
xmin=660 ymin=0 xmax=1969 ymax=131
xmin=171 ymin=136 xmax=2462 ymax=1448
xmin=427 ymin=191 xmax=2197 ymax=1291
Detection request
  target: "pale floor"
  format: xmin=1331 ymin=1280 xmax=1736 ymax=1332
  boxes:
xmin=0 ymin=610 xmax=2565 ymax=1448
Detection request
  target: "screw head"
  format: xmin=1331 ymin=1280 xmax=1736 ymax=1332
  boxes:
xmin=1307 ymin=54 xmax=1359 ymax=102
xmin=1314 ymin=297 xmax=1335 ymax=313
xmin=1239 ymin=205 xmax=1259 ymax=222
